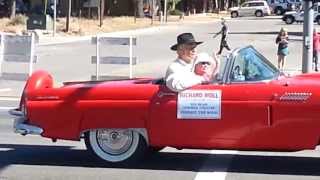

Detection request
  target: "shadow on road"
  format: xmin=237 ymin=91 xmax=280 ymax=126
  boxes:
xmin=0 ymin=144 xmax=320 ymax=176
xmin=209 ymin=31 xmax=303 ymax=42
xmin=209 ymin=31 xmax=302 ymax=36
xmin=229 ymin=31 xmax=303 ymax=36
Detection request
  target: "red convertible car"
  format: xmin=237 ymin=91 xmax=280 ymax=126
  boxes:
xmin=10 ymin=46 xmax=320 ymax=164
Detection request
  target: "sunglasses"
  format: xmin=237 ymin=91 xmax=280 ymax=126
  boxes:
xmin=199 ymin=62 xmax=211 ymax=65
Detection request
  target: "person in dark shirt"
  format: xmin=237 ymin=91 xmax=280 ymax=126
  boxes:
xmin=276 ymin=27 xmax=289 ymax=71
xmin=213 ymin=18 xmax=231 ymax=55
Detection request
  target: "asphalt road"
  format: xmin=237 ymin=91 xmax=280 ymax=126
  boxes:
xmin=1 ymin=16 xmax=320 ymax=180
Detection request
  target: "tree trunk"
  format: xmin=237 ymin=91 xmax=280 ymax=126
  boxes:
xmin=171 ymin=0 xmax=176 ymax=11
xmin=66 ymin=0 xmax=71 ymax=32
xmin=135 ymin=0 xmax=144 ymax=18
xmin=99 ymin=0 xmax=105 ymax=27
xmin=208 ymin=0 xmax=213 ymax=12
xmin=10 ymin=0 xmax=16 ymax=19
xmin=215 ymin=0 xmax=219 ymax=12
xmin=203 ymin=0 xmax=208 ymax=13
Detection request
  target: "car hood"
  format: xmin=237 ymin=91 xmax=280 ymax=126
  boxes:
xmin=284 ymin=11 xmax=301 ymax=15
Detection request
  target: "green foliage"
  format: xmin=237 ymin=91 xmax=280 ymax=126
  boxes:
xmin=168 ymin=0 xmax=182 ymax=3
xmin=169 ymin=9 xmax=183 ymax=16
xmin=168 ymin=0 xmax=182 ymax=10
xmin=7 ymin=15 xmax=26 ymax=26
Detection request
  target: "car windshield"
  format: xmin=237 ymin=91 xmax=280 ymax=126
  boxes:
xmin=241 ymin=3 xmax=249 ymax=7
xmin=228 ymin=46 xmax=279 ymax=82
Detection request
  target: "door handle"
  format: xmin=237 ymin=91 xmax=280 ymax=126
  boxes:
xmin=157 ymin=92 xmax=176 ymax=98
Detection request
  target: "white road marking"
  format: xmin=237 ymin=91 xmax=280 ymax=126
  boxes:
xmin=0 ymin=88 xmax=11 ymax=92
xmin=0 ymin=97 xmax=20 ymax=101
xmin=194 ymin=150 xmax=239 ymax=180
xmin=195 ymin=172 xmax=227 ymax=180
xmin=0 ymin=106 xmax=15 ymax=110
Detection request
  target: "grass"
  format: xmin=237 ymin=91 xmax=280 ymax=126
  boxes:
xmin=0 ymin=13 xmax=227 ymax=36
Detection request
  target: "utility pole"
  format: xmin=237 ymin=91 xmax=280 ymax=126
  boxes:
xmin=302 ymin=0 xmax=314 ymax=73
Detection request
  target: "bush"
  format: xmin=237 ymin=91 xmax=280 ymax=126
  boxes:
xmin=169 ymin=9 xmax=183 ymax=16
xmin=7 ymin=15 xmax=26 ymax=26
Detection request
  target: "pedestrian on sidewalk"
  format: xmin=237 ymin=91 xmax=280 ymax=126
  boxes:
xmin=276 ymin=27 xmax=289 ymax=71
xmin=213 ymin=18 xmax=231 ymax=55
xmin=313 ymin=28 xmax=320 ymax=72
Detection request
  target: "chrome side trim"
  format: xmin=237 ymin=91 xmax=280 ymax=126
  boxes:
xmin=14 ymin=117 xmax=43 ymax=136
xmin=267 ymin=105 xmax=271 ymax=126
xmin=279 ymin=92 xmax=312 ymax=101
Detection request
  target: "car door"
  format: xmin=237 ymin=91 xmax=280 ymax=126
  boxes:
xmin=148 ymin=84 xmax=270 ymax=149
xmin=238 ymin=2 xmax=251 ymax=16
xmin=148 ymin=46 xmax=280 ymax=149
xmin=248 ymin=2 xmax=258 ymax=16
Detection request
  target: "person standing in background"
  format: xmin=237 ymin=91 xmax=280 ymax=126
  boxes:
xmin=276 ymin=28 xmax=289 ymax=71
xmin=313 ymin=28 xmax=320 ymax=72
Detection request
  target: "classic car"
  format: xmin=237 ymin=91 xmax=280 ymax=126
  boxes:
xmin=10 ymin=45 xmax=320 ymax=164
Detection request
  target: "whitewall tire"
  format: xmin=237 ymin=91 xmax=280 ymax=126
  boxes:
xmin=85 ymin=129 xmax=147 ymax=163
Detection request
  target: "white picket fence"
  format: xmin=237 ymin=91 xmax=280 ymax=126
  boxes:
xmin=0 ymin=32 xmax=37 ymax=81
xmin=91 ymin=35 xmax=137 ymax=80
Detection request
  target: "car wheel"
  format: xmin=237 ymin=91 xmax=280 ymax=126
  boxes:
xmin=85 ymin=129 xmax=147 ymax=163
xmin=316 ymin=17 xmax=320 ymax=25
xmin=148 ymin=146 xmax=165 ymax=153
xmin=284 ymin=16 xmax=294 ymax=24
xmin=255 ymin=10 xmax=263 ymax=17
xmin=231 ymin=11 xmax=238 ymax=18
xmin=274 ymin=7 xmax=283 ymax=15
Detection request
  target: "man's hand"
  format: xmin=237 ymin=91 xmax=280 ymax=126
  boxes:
xmin=201 ymin=66 xmax=214 ymax=83
xmin=212 ymin=52 xmax=220 ymax=76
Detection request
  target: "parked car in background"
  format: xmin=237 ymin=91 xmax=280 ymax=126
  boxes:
xmin=282 ymin=3 xmax=320 ymax=24
xmin=267 ymin=0 xmax=301 ymax=15
xmin=230 ymin=0 xmax=272 ymax=18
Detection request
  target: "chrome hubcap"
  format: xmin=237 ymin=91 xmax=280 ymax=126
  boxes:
xmin=96 ymin=129 xmax=133 ymax=155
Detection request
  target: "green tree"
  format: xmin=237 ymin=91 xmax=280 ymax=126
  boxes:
xmin=168 ymin=0 xmax=182 ymax=10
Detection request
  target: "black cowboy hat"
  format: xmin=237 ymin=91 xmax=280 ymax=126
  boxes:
xmin=170 ymin=33 xmax=203 ymax=51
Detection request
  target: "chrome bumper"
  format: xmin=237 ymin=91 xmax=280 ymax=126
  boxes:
xmin=9 ymin=108 xmax=23 ymax=116
xmin=10 ymin=108 xmax=43 ymax=136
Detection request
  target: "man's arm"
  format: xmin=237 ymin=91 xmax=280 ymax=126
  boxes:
xmin=213 ymin=29 xmax=222 ymax=38
xmin=166 ymin=71 xmax=205 ymax=92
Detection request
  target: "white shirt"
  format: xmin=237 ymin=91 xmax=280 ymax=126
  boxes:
xmin=165 ymin=58 xmax=204 ymax=92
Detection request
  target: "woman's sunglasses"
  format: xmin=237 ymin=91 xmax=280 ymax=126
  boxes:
xmin=199 ymin=62 xmax=211 ymax=65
